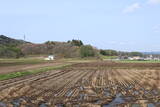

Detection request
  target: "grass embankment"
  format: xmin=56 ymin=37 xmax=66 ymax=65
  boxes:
xmin=0 ymin=58 xmax=48 ymax=67
xmin=99 ymin=55 xmax=118 ymax=60
xmin=117 ymin=60 xmax=160 ymax=63
xmin=61 ymin=58 xmax=97 ymax=63
xmin=0 ymin=64 xmax=71 ymax=81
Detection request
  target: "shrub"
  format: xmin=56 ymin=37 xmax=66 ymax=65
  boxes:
xmin=129 ymin=52 xmax=143 ymax=57
xmin=100 ymin=49 xmax=107 ymax=55
xmin=80 ymin=45 xmax=96 ymax=58
xmin=0 ymin=45 xmax=24 ymax=58
xmin=100 ymin=49 xmax=118 ymax=56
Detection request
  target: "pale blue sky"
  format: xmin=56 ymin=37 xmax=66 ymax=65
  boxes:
xmin=0 ymin=0 xmax=160 ymax=51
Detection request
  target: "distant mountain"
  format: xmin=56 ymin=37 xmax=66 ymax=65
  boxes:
xmin=0 ymin=35 xmax=29 ymax=46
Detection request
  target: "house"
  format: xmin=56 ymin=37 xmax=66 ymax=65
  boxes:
xmin=144 ymin=55 xmax=160 ymax=60
xmin=118 ymin=56 xmax=129 ymax=60
xmin=44 ymin=55 xmax=55 ymax=60
xmin=128 ymin=56 xmax=142 ymax=60
xmin=132 ymin=56 xmax=143 ymax=60
xmin=153 ymin=58 xmax=160 ymax=60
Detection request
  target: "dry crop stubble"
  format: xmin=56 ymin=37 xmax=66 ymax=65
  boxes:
xmin=0 ymin=61 xmax=159 ymax=107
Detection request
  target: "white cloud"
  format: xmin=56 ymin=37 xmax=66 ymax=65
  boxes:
xmin=148 ymin=0 xmax=160 ymax=5
xmin=123 ymin=0 xmax=160 ymax=14
xmin=123 ymin=3 xmax=141 ymax=13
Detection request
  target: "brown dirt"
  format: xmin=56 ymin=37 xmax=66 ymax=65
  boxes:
xmin=0 ymin=61 xmax=159 ymax=107
xmin=0 ymin=62 xmax=65 ymax=74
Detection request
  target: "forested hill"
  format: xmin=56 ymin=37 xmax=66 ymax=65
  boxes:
xmin=0 ymin=35 xmax=97 ymax=58
xmin=1 ymin=35 xmax=147 ymax=59
xmin=0 ymin=35 xmax=28 ymax=46
xmin=0 ymin=35 xmax=30 ymax=58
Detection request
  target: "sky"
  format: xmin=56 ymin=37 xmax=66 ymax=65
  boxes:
xmin=0 ymin=0 xmax=160 ymax=51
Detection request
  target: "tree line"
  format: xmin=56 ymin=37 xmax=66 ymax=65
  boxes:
xmin=100 ymin=49 xmax=143 ymax=57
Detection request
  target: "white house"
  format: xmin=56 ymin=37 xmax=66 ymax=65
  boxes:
xmin=44 ymin=55 xmax=55 ymax=60
xmin=128 ymin=56 xmax=144 ymax=60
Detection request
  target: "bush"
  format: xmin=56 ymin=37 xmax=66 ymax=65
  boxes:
xmin=100 ymin=49 xmax=118 ymax=56
xmin=0 ymin=45 xmax=24 ymax=58
xmin=129 ymin=52 xmax=143 ymax=57
xmin=100 ymin=49 xmax=107 ymax=55
xmin=106 ymin=50 xmax=118 ymax=56
xmin=80 ymin=45 xmax=96 ymax=58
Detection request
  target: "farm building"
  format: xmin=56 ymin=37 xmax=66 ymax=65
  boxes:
xmin=44 ymin=55 xmax=55 ymax=60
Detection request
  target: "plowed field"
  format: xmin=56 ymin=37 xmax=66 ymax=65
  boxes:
xmin=0 ymin=62 xmax=160 ymax=107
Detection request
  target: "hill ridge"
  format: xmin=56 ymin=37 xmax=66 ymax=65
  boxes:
xmin=0 ymin=35 xmax=28 ymax=46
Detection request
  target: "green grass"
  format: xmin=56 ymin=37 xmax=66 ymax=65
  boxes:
xmin=0 ymin=64 xmax=71 ymax=81
xmin=100 ymin=55 xmax=118 ymax=60
xmin=60 ymin=58 xmax=97 ymax=63
xmin=116 ymin=60 xmax=160 ymax=63
xmin=0 ymin=58 xmax=48 ymax=67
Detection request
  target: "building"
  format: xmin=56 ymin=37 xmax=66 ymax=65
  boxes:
xmin=129 ymin=56 xmax=144 ymax=60
xmin=44 ymin=55 xmax=55 ymax=60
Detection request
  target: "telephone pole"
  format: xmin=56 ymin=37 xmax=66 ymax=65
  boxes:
xmin=24 ymin=34 xmax=26 ymax=41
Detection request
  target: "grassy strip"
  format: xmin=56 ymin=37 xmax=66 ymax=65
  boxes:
xmin=116 ymin=60 xmax=160 ymax=63
xmin=0 ymin=64 xmax=71 ymax=81
xmin=0 ymin=58 xmax=48 ymax=67
xmin=100 ymin=55 xmax=118 ymax=59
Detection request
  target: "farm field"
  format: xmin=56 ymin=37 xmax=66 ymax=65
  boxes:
xmin=0 ymin=58 xmax=96 ymax=75
xmin=0 ymin=61 xmax=160 ymax=107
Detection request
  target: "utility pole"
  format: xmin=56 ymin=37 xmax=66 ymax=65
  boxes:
xmin=24 ymin=34 xmax=26 ymax=41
